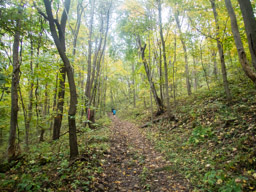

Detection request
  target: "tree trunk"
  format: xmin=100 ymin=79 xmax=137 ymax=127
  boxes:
xmin=140 ymin=42 xmax=164 ymax=114
xmin=174 ymin=12 xmax=192 ymax=95
xmin=91 ymin=5 xmax=111 ymax=123
xmin=50 ymin=73 xmax=58 ymax=137
xmin=53 ymin=0 xmax=82 ymax=140
xmin=85 ymin=0 xmax=95 ymax=110
xmin=159 ymin=45 xmax=163 ymax=102
xmin=72 ymin=1 xmax=84 ymax=56
xmin=192 ymin=47 xmax=198 ymax=91
xmin=225 ymin=0 xmax=256 ymax=84
xmin=158 ymin=0 xmax=170 ymax=115
xmin=200 ymin=43 xmax=210 ymax=90
xmin=237 ymin=0 xmax=256 ymax=70
xmin=40 ymin=83 xmax=48 ymax=142
xmin=24 ymin=35 xmax=34 ymax=149
xmin=8 ymin=6 xmax=22 ymax=160
xmin=53 ymin=67 xmax=65 ymax=140
xmin=211 ymin=40 xmax=219 ymax=79
xmin=132 ymin=62 xmax=136 ymax=107
xmin=43 ymin=0 xmax=78 ymax=159
xmin=210 ymin=0 xmax=231 ymax=100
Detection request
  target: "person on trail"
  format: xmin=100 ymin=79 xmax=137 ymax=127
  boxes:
xmin=112 ymin=109 xmax=116 ymax=116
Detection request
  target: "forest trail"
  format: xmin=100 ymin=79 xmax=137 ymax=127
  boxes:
xmin=98 ymin=116 xmax=191 ymax=192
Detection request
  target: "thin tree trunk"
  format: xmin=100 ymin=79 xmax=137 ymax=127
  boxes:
xmin=53 ymin=67 xmax=65 ymax=140
xmin=90 ymin=5 xmax=111 ymax=123
xmin=159 ymin=45 xmax=163 ymax=102
xmin=24 ymin=35 xmax=34 ymax=149
xmin=139 ymin=41 xmax=164 ymax=114
xmin=35 ymin=17 xmax=43 ymax=136
xmin=210 ymin=0 xmax=231 ymax=100
xmin=72 ymin=1 xmax=84 ymax=56
xmin=174 ymin=12 xmax=192 ymax=95
xmin=200 ymin=44 xmax=210 ymax=90
xmin=211 ymin=40 xmax=218 ymax=79
xmin=85 ymin=0 xmax=95 ymax=111
xmin=173 ymin=31 xmax=177 ymax=103
xmin=40 ymin=83 xmax=48 ymax=142
xmin=50 ymin=73 xmax=58 ymax=136
xmin=132 ymin=62 xmax=136 ymax=107
xmin=8 ymin=6 xmax=22 ymax=160
xmin=158 ymin=0 xmax=170 ymax=116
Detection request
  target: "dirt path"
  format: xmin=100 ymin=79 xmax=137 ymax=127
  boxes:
xmin=98 ymin=116 xmax=191 ymax=192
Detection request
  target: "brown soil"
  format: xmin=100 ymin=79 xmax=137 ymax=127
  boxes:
xmin=96 ymin=116 xmax=192 ymax=192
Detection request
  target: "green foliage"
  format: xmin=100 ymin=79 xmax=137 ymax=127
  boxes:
xmin=203 ymin=170 xmax=243 ymax=192
xmin=188 ymin=125 xmax=214 ymax=145
xmin=0 ymin=126 xmax=110 ymax=191
xmin=139 ymin=166 xmax=151 ymax=190
xmin=17 ymin=174 xmax=41 ymax=192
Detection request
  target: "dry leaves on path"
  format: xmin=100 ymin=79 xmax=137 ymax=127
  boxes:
xmin=96 ymin=116 xmax=191 ymax=192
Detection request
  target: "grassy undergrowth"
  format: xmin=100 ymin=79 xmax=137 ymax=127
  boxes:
xmin=140 ymin=80 xmax=256 ymax=191
xmin=0 ymin=122 xmax=110 ymax=192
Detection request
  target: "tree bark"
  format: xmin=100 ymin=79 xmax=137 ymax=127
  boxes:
xmin=85 ymin=0 xmax=95 ymax=108
xmin=72 ymin=1 xmax=84 ymax=56
xmin=174 ymin=12 xmax=192 ymax=95
xmin=237 ymin=0 xmax=256 ymax=70
xmin=159 ymin=45 xmax=163 ymax=102
xmin=225 ymin=0 xmax=256 ymax=84
xmin=53 ymin=67 xmax=65 ymax=140
xmin=8 ymin=6 xmax=22 ymax=160
xmin=39 ymin=83 xmax=48 ymax=142
xmin=158 ymin=0 xmax=170 ymax=116
xmin=24 ymin=34 xmax=34 ymax=149
xmin=200 ymin=43 xmax=210 ymax=90
xmin=210 ymin=0 xmax=231 ymax=100
xmin=139 ymin=41 xmax=164 ymax=114
xmin=132 ymin=62 xmax=136 ymax=107
xmin=43 ymin=0 xmax=78 ymax=159
xmin=91 ymin=6 xmax=111 ymax=102
xmin=191 ymin=46 xmax=198 ymax=91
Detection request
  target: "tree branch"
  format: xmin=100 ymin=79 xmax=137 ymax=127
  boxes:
xmin=33 ymin=1 xmax=49 ymax=20
xmin=187 ymin=15 xmax=217 ymax=41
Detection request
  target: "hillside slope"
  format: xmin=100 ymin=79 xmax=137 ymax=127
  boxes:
xmin=139 ymin=81 xmax=256 ymax=191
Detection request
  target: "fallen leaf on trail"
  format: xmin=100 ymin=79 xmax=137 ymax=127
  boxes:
xmin=114 ymin=181 xmax=121 ymax=184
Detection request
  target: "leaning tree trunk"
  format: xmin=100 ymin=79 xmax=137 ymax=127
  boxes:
xmin=210 ymin=0 xmax=231 ymax=101
xmin=140 ymin=43 xmax=164 ymax=114
xmin=237 ymin=0 xmax=256 ymax=70
xmin=43 ymin=0 xmax=78 ymax=159
xmin=225 ymin=0 xmax=256 ymax=84
xmin=8 ymin=6 xmax=22 ymax=161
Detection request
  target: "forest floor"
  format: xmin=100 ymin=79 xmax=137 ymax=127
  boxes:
xmin=97 ymin=115 xmax=191 ymax=192
xmin=1 ymin=80 xmax=256 ymax=192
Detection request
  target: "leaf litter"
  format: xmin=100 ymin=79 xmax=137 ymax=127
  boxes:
xmin=97 ymin=116 xmax=191 ymax=192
